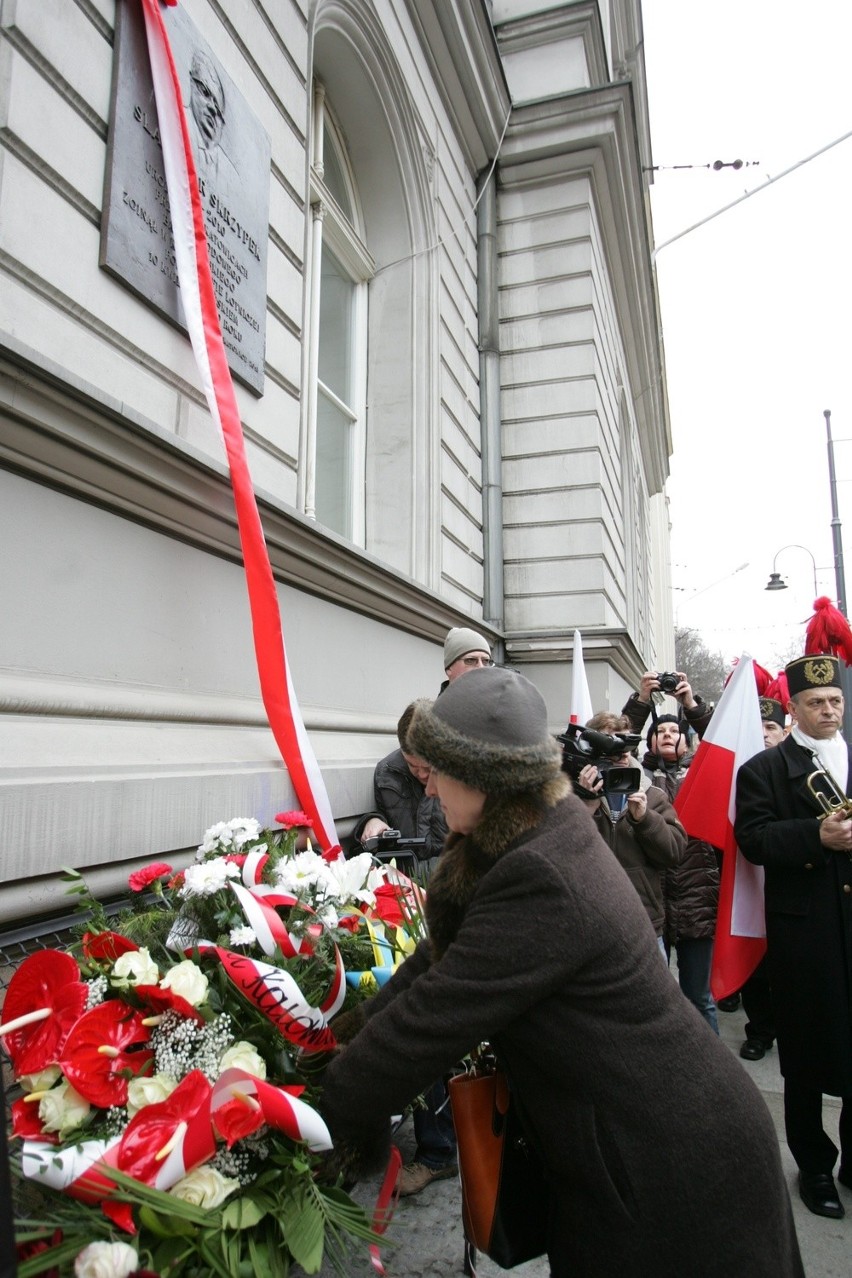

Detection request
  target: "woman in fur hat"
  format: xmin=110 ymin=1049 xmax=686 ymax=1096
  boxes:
xmin=320 ymin=667 xmax=802 ymax=1276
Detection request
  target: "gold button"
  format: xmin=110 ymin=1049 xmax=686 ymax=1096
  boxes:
xmin=804 ymin=863 xmax=813 ymax=870
xmin=845 ymin=884 xmax=852 ymax=895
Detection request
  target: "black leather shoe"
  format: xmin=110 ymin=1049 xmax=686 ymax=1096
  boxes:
xmin=837 ymin=1164 xmax=852 ymax=1190
xmin=739 ymin=1039 xmax=767 ymax=1061
xmin=717 ymin=994 xmax=741 ymax=1012
xmin=798 ymin=1171 xmax=845 ymax=1218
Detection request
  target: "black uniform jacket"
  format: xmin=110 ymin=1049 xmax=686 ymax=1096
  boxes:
xmin=735 ymin=734 xmax=852 ymax=1094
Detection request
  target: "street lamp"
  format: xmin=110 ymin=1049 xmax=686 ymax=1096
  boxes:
xmin=764 ymin=545 xmax=819 ymax=598
xmin=824 ymin=410 xmax=847 ymax=615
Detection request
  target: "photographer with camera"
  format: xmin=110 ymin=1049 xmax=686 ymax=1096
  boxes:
xmin=569 ymin=713 xmax=686 ymax=956
xmin=621 ymin=671 xmax=722 ymax=1033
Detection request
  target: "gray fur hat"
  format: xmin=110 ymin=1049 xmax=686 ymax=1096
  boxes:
xmin=443 ymin=626 xmax=492 ymax=671
xmin=408 ymin=666 xmax=561 ymax=793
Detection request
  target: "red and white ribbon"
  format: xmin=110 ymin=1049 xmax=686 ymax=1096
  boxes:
xmin=138 ymin=0 xmax=338 ymax=852
xmin=21 ymin=1136 xmax=123 ymax=1203
xmin=199 ymin=947 xmax=337 ymax=1053
xmin=212 ymin=1067 xmax=332 ymax=1151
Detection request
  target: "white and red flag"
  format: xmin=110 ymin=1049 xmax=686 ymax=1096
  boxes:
xmin=569 ymin=630 xmax=594 ymax=725
xmin=673 ymin=654 xmax=766 ymax=999
xmin=138 ymin=0 xmax=338 ymax=852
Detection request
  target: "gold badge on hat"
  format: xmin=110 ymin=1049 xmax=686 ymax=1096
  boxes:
xmin=803 ymin=658 xmax=837 ymax=686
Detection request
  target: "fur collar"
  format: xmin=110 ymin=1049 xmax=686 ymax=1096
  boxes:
xmin=425 ymin=775 xmax=570 ymax=960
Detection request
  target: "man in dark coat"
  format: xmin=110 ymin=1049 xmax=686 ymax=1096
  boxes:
xmin=735 ymin=654 xmax=852 ymax=1220
xmin=321 ymin=667 xmax=804 ymax=1276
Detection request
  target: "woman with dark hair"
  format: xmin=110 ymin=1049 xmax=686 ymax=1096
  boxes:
xmin=320 ymin=667 xmax=803 ymax=1276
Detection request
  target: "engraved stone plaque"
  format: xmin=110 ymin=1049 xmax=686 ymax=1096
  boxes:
xmin=101 ymin=1 xmax=270 ymax=394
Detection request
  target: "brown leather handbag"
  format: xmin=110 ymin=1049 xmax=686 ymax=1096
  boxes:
xmin=448 ymin=1060 xmax=549 ymax=1269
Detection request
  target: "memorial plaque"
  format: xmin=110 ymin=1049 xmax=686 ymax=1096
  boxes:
xmin=101 ymin=1 xmax=271 ymax=394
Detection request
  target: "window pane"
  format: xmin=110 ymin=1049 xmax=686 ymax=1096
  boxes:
xmin=316 ymin=388 xmax=352 ymax=536
xmin=319 ymin=249 xmax=353 ymax=403
xmin=322 ymin=135 xmax=353 ymax=222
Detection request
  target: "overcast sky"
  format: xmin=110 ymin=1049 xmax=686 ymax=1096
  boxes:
xmin=642 ymin=0 xmax=852 ymax=673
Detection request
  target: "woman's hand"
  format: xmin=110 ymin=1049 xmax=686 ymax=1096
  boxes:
xmin=626 ymin=791 xmax=647 ymax=823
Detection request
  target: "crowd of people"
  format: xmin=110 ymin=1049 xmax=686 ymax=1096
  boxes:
xmin=317 ymin=627 xmax=852 ymax=1271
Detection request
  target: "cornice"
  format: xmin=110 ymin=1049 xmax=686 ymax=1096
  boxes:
xmin=0 ymin=338 xmax=499 ymax=647
xmin=401 ymin=0 xmax=511 ymax=171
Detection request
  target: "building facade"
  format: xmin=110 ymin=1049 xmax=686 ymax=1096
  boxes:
xmin=0 ymin=0 xmax=673 ymax=924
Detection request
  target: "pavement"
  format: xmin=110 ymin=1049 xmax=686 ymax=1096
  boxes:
xmin=329 ymin=998 xmax=849 ymax=1278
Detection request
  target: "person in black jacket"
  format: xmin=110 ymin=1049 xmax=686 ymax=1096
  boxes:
xmin=736 ymin=654 xmax=852 ymax=1221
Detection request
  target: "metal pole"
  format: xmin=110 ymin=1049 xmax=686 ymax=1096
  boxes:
xmin=825 ymin=409 xmax=847 ymax=613
xmin=824 ymin=410 xmax=852 ymax=738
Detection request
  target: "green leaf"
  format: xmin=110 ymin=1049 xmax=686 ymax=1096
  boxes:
xmin=279 ymin=1187 xmax=325 ymax=1273
xmin=221 ymin=1195 xmax=268 ymax=1230
xmin=139 ymin=1203 xmax=198 ymax=1239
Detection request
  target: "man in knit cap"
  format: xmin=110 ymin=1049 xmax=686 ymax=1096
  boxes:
xmin=441 ymin=626 xmax=493 ymax=689
xmin=736 ymin=655 xmax=852 ymax=1220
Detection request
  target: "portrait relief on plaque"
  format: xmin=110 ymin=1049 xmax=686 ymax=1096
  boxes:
xmin=100 ymin=1 xmax=271 ymax=395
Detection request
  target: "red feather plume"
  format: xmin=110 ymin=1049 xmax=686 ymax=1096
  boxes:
xmin=804 ymin=596 xmax=852 ymax=666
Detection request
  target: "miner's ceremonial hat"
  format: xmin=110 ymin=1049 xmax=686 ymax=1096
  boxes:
xmin=785 ymin=655 xmax=842 ymax=696
xmin=759 ymin=697 xmax=785 ymax=727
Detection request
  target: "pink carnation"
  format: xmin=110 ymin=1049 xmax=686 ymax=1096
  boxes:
xmin=274 ymin=810 xmax=311 ymax=829
xmin=128 ymin=862 xmax=173 ymax=893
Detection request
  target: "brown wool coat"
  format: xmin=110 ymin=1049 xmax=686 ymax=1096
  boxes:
xmin=321 ymin=781 xmax=802 ymax=1277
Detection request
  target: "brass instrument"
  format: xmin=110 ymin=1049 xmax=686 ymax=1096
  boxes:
xmin=806 ymin=769 xmax=852 ymax=821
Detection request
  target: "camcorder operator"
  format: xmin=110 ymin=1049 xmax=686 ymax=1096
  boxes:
xmin=557 ymin=723 xmax=643 ymax=808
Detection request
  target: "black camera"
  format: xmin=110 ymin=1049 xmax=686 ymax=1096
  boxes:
xmin=556 ymin=724 xmax=642 ymax=799
xmin=357 ymin=829 xmax=426 ymax=876
xmin=655 ymin=672 xmax=680 ymax=694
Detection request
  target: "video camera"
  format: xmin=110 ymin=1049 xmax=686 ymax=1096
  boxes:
xmin=357 ymin=829 xmax=426 ymax=877
xmin=556 ymin=723 xmax=642 ymax=801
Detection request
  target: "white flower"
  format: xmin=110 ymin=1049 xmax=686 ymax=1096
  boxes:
xmin=19 ymin=1065 xmax=61 ymax=1093
xmin=326 ymin=852 xmax=376 ymax=906
xmin=274 ymin=849 xmax=335 ymax=897
xmin=182 ymin=857 xmax=241 ymax=897
xmin=228 ymin=817 xmax=262 ymax=848
xmin=316 ymin=902 xmax=340 ymax=928
xmin=160 ymin=959 xmax=209 ymax=1007
xmin=110 ymin=946 xmax=159 ymax=989
xmin=229 ymin=925 xmax=257 ymax=947
xmin=126 ymin=1072 xmax=177 ymax=1116
xmin=169 ymin=1164 xmax=240 ymax=1209
xmin=197 ymin=817 xmax=262 ymax=858
xmin=74 ymin=1241 xmax=139 ymax=1278
xmin=39 ymin=1080 xmax=91 ymax=1138
xmin=218 ymin=1040 xmax=267 ymax=1079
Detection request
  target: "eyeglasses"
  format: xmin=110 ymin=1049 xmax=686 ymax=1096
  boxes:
xmin=459 ymin=655 xmax=494 ymax=669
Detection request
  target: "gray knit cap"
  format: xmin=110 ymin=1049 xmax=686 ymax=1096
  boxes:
xmin=408 ymin=666 xmax=561 ymax=793
xmin=443 ymin=626 xmax=492 ymax=671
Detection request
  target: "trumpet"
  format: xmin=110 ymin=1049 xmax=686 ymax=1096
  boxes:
xmin=806 ymin=769 xmax=852 ymax=821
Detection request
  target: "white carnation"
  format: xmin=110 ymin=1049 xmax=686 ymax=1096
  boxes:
xmin=182 ymin=858 xmax=241 ymax=897
xmin=274 ymin=849 xmax=336 ymax=897
xmin=229 ymin=925 xmax=257 ymax=947
xmin=74 ymin=1241 xmax=139 ymax=1278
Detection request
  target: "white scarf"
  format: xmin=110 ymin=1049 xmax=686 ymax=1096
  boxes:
xmin=791 ymin=725 xmax=849 ymax=793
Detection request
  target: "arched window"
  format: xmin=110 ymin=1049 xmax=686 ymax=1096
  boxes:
xmin=304 ymin=86 xmax=373 ymax=542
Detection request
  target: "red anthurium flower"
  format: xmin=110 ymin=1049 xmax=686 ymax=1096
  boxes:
xmin=133 ymin=984 xmax=205 ymax=1026
xmin=212 ymin=1094 xmax=266 ymax=1147
xmin=275 ymin=810 xmax=311 ymax=829
xmin=102 ymin=1199 xmax=137 ymax=1234
xmin=0 ymin=950 xmax=88 ymax=1075
xmin=119 ymin=1069 xmax=212 ymax=1185
xmin=60 ymin=1001 xmax=153 ymax=1107
xmin=128 ymin=862 xmax=173 ymax=892
xmin=10 ymin=1096 xmax=57 ymax=1143
xmin=336 ymin=913 xmax=363 ymax=934
xmin=82 ymin=931 xmax=138 ymax=962
xmin=371 ymin=884 xmax=408 ymax=929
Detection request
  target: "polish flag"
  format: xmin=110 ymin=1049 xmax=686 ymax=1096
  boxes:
xmin=673 ymin=654 xmax=766 ymax=998
xmin=569 ymin=630 xmax=594 ymax=725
